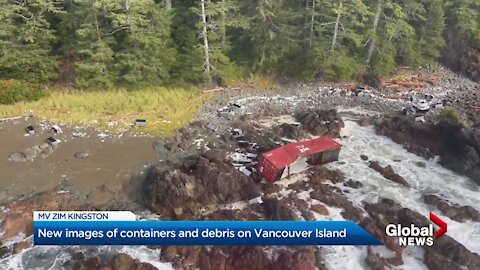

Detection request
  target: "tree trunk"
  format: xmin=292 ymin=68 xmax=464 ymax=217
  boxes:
xmin=305 ymin=0 xmax=310 ymax=25
xmin=93 ymin=5 xmax=101 ymax=42
xmin=366 ymin=0 xmax=382 ymax=65
xmin=221 ymin=0 xmax=226 ymax=45
xmin=124 ymin=0 xmax=132 ymax=33
xmin=331 ymin=1 xmax=342 ymax=51
xmin=164 ymin=0 xmax=172 ymax=10
xmin=200 ymin=0 xmax=212 ymax=83
xmin=309 ymin=0 xmax=316 ymax=48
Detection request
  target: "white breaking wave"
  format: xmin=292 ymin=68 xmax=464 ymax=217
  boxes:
xmin=319 ymin=120 xmax=480 ymax=269
xmin=0 ymin=246 xmax=173 ymax=270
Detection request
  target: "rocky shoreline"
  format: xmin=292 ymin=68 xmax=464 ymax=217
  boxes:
xmin=1 ymin=66 xmax=479 ymax=269
xmin=375 ymin=113 xmax=480 ymax=184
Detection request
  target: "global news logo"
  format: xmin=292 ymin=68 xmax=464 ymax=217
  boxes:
xmin=385 ymin=212 xmax=447 ymax=247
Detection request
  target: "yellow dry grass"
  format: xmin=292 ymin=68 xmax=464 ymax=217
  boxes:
xmin=0 ymin=87 xmax=211 ymax=137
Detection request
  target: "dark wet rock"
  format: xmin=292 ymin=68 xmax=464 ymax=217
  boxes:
xmin=310 ymin=191 xmax=344 ymax=208
xmin=153 ymin=140 xmax=169 ymax=155
xmin=72 ymin=253 xmax=157 ymax=270
xmin=344 ymin=179 xmax=363 ymax=189
xmin=340 ymin=201 xmax=366 ymax=223
xmin=7 ymin=152 xmax=27 ymax=162
xmin=164 ymin=141 xmax=179 ymax=151
xmin=360 ymin=154 xmax=369 ymax=161
xmin=273 ymin=247 xmax=316 ymax=270
xmin=13 ymin=239 xmax=31 ymax=254
xmin=287 ymin=180 xmax=309 ymax=192
xmin=309 ymin=166 xmax=345 ymax=185
xmin=295 ymin=109 xmax=345 ymax=138
xmin=369 ymin=161 xmax=411 ymax=187
xmin=0 ymin=188 xmax=88 ymax=241
xmin=416 ymin=161 xmax=427 ymax=168
xmin=263 ymin=198 xmax=299 ymax=221
xmin=144 ymin=156 xmax=260 ymax=218
xmin=301 ymin=209 xmax=316 ymax=221
xmin=73 ymin=256 xmax=102 ymax=270
xmin=74 ymin=151 xmax=90 ymax=159
xmin=23 ymin=146 xmax=40 ymax=160
xmin=8 ymin=143 xmax=54 ymax=162
xmin=358 ymin=118 xmax=371 ymax=127
xmin=109 ymin=253 xmax=158 ymax=270
xmin=365 ymin=247 xmax=389 ymax=270
xmin=201 ymin=208 xmax=262 ymax=222
xmin=161 ymin=246 xmax=272 ymax=270
xmin=403 ymin=143 xmax=434 ymax=159
xmin=0 ymin=243 xmax=9 ymax=259
xmin=376 ymin=114 xmax=480 ymax=184
xmin=361 ymin=199 xmax=404 ymax=254
xmin=309 ymin=183 xmax=334 ymax=198
xmin=261 ymin=183 xmax=283 ymax=195
xmin=161 ymin=242 xmax=317 ymax=270
xmin=423 ymin=194 xmax=480 ymax=222
xmin=203 ymin=149 xmax=226 ymax=163
xmin=363 ymin=199 xmax=480 ymax=270
xmin=288 ymin=193 xmax=309 ymax=210
xmin=272 ymin=123 xmax=306 ymax=140
xmin=311 ymin=204 xmax=329 ymax=215
xmin=365 ymin=246 xmax=403 ymax=268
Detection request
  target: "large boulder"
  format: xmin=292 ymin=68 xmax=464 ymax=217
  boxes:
xmin=110 ymin=253 xmax=158 ymax=270
xmin=161 ymin=245 xmax=316 ymax=270
xmin=273 ymin=247 xmax=316 ymax=270
xmin=73 ymin=256 xmax=102 ymax=270
xmin=423 ymin=194 xmax=480 ymax=222
xmin=295 ymin=109 xmax=344 ymax=138
xmin=368 ymin=161 xmax=411 ymax=187
xmin=1 ymin=188 xmax=87 ymax=241
xmin=272 ymin=123 xmax=306 ymax=140
xmin=262 ymin=198 xmax=299 ymax=221
xmin=375 ymin=115 xmax=480 ymax=184
xmin=161 ymin=246 xmax=272 ymax=270
xmin=8 ymin=143 xmax=54 ymax=162
xmin=72 ymin=253 xmax=157 ymax=270
xmin=362 ymin=199 xmax=480 ymax=270
xmin=143 ymin=156 xmax=260 ymax=218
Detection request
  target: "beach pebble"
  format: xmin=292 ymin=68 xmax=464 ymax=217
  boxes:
xmin=74 ymin=152 xmax=90 ymax=159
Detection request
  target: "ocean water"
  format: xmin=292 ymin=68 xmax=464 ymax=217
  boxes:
xmin=320 ymin=120 xmax=480 ymax=269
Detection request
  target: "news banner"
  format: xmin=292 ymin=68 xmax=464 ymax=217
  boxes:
xmin=33 ymin=211 xmax=382 ymax=246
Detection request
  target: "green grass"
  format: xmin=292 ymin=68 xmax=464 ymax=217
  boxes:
xmin=0 ymin=87 xmax=211 ymax=136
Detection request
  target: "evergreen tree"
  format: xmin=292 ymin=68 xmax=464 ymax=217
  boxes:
xmin=239 ymin=0 xmax=300 ymax=72
xmin=446 ymin=0 xmax=480 ymax=45
xmin=170 ymin=3 xmax=206 ymax=84
xmin=112 ymin=0 xmax=176 ymax=87
xmin=417 ymin=0 xmax=445 ymax=59
xmin=365 ymin=0 xmax=418 ymax=76
xmin=1 ymin=0 xmax=478 ymax=86
xmin=0 ymin=0 xmax=61 ymax=83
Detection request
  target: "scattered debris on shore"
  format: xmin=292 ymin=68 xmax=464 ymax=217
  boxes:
xmin=1 ymin=66 xmax=479 ymax=270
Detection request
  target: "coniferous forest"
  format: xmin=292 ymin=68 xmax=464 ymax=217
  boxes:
xmin=0 ymin=0 xmax=479 ymax=89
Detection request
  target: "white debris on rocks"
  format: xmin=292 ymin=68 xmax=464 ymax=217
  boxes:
xmin=51 ymin=124 xmax=63 ymax=134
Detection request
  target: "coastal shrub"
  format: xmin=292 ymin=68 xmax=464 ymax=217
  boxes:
xmin=0 ymin=80 xmax=46 ymax=105
xmin=438 ymin=107 xmax=460 ymax=123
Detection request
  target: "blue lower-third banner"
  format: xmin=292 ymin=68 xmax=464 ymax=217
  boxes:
xmin=33 ymin=221 xmax=383 ymax=246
